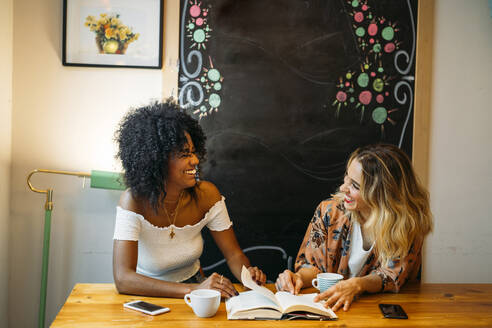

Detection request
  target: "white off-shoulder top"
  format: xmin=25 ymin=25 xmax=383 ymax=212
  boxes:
xmin=113 ymin=196 xmax=232 ymax=282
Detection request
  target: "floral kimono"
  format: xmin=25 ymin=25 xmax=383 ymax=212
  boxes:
xmin=294 ymin=198 xmax=423 ymax=292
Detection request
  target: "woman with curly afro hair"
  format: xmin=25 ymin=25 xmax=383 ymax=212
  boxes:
xmin=113 ymin=100 xmax=266 ymax=298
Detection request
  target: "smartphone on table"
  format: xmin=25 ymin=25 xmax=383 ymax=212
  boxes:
xmin=379 ymin=303 xmax=408 ymax=319
xmin=124 ymin=300 xmax=170 ymax=315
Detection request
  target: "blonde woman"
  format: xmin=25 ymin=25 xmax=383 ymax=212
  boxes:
xmin=275 ymin=144 xmax=432 ymax=311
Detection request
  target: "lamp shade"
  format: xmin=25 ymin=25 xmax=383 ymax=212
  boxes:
xmin=90 ymin=170 xmax=126 ymax=190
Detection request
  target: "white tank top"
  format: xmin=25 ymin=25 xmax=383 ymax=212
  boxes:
xmin=348 ymin=220 xmax=374 ymax=278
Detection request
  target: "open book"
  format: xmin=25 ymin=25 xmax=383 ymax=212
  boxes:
xmin=225 ymin=266 xmax=337 ymax=320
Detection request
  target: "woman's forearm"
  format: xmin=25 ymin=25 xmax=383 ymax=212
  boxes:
xmin=225 ymin=252 xmax=251 ymax=282
xmin=295 ymin=267 xmax=383 ymax=293
xmin=354 ymin=273 xmax=383 ymax=294
xmin=114 ymin=269 xmax=194 ymax=298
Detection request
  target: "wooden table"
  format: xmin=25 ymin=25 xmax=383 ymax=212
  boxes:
xmin=51 ymin=283 xmax=492 ymax=327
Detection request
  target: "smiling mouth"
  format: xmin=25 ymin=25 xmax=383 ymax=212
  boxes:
xmin=185 ymin=169 xmax=197 ymax=175
xmin=344 ymin=196 xmax=354 ymax=204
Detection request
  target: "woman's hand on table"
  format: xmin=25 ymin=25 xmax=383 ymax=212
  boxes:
xmin=314 ymin=277 xmax=363 ymax=312
xmin=275 ymin=269 xmax=303 ymax=295
xmin=196 ymin=272 xmax=239 ymax=298
xmin=248 ymin=266 xmax=267 ymax=285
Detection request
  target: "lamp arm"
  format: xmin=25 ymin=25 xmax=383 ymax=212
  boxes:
xmin=27 ymin=169 xmax=91 ymax=194
xmin=27 ymin=169 xmax=91 ymax=210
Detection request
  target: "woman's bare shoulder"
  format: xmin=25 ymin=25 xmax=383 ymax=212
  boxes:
xmin=195 ymin=181 xmax=222 ymax=209
xmin=118 ymin=189 xmax=142 ymax=213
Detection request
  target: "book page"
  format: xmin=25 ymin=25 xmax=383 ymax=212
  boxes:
xmin=275 ymin=291 xmax=337 ymax=318
xmin=226 ymin=290 xmax=282 ymax=313
xmin=241 ymin=266 xmax=279 ymax=306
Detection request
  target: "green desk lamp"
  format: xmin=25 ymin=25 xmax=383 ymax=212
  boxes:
xmin=27 ymin=169 xmax=126 ymax=328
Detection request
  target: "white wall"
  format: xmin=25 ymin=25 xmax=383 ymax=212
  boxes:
xmin=8 ymin=0 xmax=178 ymax=327
xmin=423 ymin=0 xmax=492 ymax=283
xmin=0 ymin=0 xmax=13 ymax=325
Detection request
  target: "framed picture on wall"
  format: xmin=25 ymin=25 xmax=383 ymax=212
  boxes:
xmin=62 ymin=0 xmax=163 ymax=68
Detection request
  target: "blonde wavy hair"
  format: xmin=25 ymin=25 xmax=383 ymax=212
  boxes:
xmin=334 ymin=144 xmax=433 ymax=266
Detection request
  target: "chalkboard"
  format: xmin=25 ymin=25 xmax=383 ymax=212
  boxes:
xmin=179 ymin=0 xmax=418 ymax=282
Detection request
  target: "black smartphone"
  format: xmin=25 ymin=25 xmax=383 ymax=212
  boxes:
xmin=378 ymin=303 xmax=408 ymax=319
xmin=124 ymin=300 xmax=170 ymax=315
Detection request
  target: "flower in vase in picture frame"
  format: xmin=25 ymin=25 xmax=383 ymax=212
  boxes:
xmin=84 ymin=13 xmax=140 ymax=55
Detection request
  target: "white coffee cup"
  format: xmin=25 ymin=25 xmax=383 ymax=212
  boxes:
xmin=184 ymin=289 xmax=221 ymax=318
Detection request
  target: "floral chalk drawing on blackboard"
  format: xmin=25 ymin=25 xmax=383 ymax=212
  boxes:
xmin=332 ymin=0 xmax=415 ymax=146
xmin=85 ymin=13 xmax=140 ymax=55
xmin=179 ymin=0 xmax=225 ymax=120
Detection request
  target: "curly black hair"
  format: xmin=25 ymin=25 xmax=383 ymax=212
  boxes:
xmin=115 ymin=100 xmax=206 ymax=211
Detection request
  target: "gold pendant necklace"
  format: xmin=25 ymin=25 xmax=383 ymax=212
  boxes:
xmin=163 ymin=191 xmax=183 ymax=239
